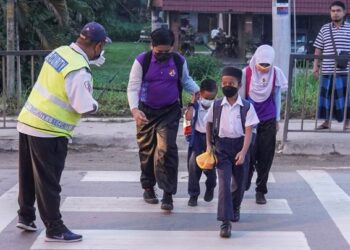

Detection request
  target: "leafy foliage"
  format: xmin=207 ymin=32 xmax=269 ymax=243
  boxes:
xmin=0 ymin=0 xmax=149 ymax=50
xmin=186 ymin=54 xmax=222 ymax=81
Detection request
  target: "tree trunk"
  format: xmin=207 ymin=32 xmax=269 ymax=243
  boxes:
xmin=6 ymin=0 xmax=16 ymax=98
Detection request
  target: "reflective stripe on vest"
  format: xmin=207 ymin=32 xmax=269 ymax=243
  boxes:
xmin=24 ymin=102 xmax=75 ymax=131
xmin=33 ymin=83 xmax=75 ymax=113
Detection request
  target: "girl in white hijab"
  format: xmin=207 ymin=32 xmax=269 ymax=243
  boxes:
xmin=240 ymin=45 xmax=288 ymax=205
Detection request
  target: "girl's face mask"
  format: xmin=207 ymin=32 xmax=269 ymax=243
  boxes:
xmin=256 ymin=63 xmax=271 ymax=73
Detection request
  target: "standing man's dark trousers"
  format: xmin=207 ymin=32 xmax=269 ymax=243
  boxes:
xmin=18 ymin=133 xmax=68 ymax=235
xmin=187 ymin=131 xmax=216 ymax=197
xmin=253 ymin=118 xmax=276 ymax=194
xmin=215 ymin=137 xmax=248 ymax=221
xmin=137 ymin=102 xmax=181 ymax=195
xmin=318 ymin=75 xmax=350 ymax=122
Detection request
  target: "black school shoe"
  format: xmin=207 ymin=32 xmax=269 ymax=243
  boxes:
xmin=143 ymin=188 xmax=159 ymax=204
xmin=188 ymin=196 xmax=198 ymax=207
xmin=220 ymin=221 xmax=232 ymax=238
xmin=232 ymin=207 xmax=240 ymax=222
xmin=256 ymin=192 xmax=267 ymax=204
xmin=204 ymin=188 xmax=214 ymax=202
xmin=45 ymin=229 xmax=82 ymax=242
xmin=161 ymin=192 xmax=173 ymax=211
xmin=16 ymin=219 xmax=37 ymax=232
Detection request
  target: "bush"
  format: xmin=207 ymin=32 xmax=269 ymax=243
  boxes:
xmin=186 ymin=54 xmax=222 ymax=81
xmin=289 ymin=69 xmax=319 ymax=119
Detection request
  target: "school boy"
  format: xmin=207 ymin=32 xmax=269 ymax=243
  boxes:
xmin=205 ymin=67 xmax=259 ymax=238
xmin=185 ymin=79 xmax=218 ymax=207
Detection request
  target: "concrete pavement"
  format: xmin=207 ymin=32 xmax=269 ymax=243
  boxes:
xmin=0 ymin=118 xmax=349 ymax=155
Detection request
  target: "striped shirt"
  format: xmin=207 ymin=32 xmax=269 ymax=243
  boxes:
xmin=314 ymin=22 xmax=350 ymax=74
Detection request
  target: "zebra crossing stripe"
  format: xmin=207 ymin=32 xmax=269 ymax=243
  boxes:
xmin=0 ymin=184 xmax=18 ymax=233
xmin=30 ymin=230 xmax=310 ymax=250
xmin=298 ymin=170 xmax=350 ymax=246
xmin=81 ymin=171 xmax=276 ymax=183
xmin=61 ymin=197 xmax=292 ymax=214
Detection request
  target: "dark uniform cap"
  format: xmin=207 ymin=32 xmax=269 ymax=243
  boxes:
xmin=80 ymin=21 xmax=112 ymax=43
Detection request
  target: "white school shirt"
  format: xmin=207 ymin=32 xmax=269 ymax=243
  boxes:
xmin=204 ymin=95 xmax=259 ymax=138
xmin=193 ymin=103 xmax=209 ymax=133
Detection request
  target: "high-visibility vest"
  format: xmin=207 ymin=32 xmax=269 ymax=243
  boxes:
xmin=17 ymin=46 xmax=91 ymax=138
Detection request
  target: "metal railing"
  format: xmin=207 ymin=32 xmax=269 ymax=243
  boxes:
xmin=0 ymin=50 xmax=50 ymax=128
xmin=283 ymin=53 xmax=350 ymax=144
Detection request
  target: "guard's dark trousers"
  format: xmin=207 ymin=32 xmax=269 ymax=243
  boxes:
xmin=137 ymin=102 xmax=181 ymax=194
xmin=18 ymin=133 xmax=68 ymax=235
xmin=187 ymin=131 xmax=216 ymax=197
xmin=215 ymin=137 xmax=249 ymax=222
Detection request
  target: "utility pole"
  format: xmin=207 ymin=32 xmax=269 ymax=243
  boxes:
xmin=150 ymin=0 xmax=166 ymax=31
xmin=272 ymin=0 xmax=291 ymax=78
xmin=6 ymin=0 xmax=16 ymax=98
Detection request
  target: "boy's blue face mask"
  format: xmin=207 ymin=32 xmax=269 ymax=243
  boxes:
xmin=200 ymin=98 xmax=214 ymax=108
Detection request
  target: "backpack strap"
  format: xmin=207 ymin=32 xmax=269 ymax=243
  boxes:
xmin=189 ymin=101 xmax=199 ymax=147
xmin=141 ymin=51 xmax=153 ymax=80
xmin=141 ymin=51 xmax=184 ymax=107
xmin=245 ymin=66 xmax=276 ymax=98
xmin=245 ymin=66 xmax=252 ymax=98
xmin=240 ymin=98 xmax=251 ymax=133
xmin=172 ymin=52 xmax=184 ymax=107
xmin=212 ymin=98 xmax=223 ymax=144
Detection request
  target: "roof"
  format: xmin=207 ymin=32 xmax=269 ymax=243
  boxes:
xmin=163 ymin=0 xmax=350 ymax=14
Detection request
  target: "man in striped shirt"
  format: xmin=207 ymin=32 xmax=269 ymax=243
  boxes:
xmin=313 ymin=0 xmax=350 ymax=129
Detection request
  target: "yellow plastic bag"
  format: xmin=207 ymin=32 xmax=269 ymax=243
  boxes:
xmin=196 ymin=151 xmax=217 ymax=170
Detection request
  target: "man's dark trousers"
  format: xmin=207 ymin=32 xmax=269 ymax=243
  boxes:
xmin=18 ymin=133 xmax=68 ymax=235
xmin=137 ymin=102 xmax=181 ymax=194
xmin=187 ymin=131 xmax=216 ymax=197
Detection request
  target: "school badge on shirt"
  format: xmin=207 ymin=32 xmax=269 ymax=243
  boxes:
xmin=169 ymin=69 xmax=176 ymax=77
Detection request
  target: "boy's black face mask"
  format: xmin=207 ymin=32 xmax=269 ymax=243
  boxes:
xmin=222 ymin=86 xmax=238 ymax=98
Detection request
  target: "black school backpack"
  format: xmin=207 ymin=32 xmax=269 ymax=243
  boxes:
xmin=212 ymin=97 xmax=251 ymax=144
xmin=141 ymin=50 xmax=184 ymax=107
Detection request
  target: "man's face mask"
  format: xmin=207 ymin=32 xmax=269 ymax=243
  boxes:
xmin=154 ymin=52 xmax=171 ymax=62
xmin=256 ymin=63 xmax=271 ymax=73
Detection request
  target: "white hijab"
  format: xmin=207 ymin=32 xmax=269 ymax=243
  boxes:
xmin=248 ymin=45 xmax=275 ymax=102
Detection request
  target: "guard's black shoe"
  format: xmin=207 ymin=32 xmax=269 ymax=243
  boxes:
xmin=143 ymin=188 xmax=159 ymax=204
xmin=256 ymin=192 xmax=267 ymax=204
xmin=45 ymin=229 xmax=82 ymax=242
xmin=220 ymin=221 xmax=232 ymax=238
xmin=161 ymin=192 xmax=173 ymax=211
xmin=233 ymin=207 xmax=240 ymax=222
xmin=204 ymin=188 xmax=214 ymax=202
xmin=188 ymin=196 xmax=198 ymax=207
xmin=16 ymin=219 xmax=37 ymax=232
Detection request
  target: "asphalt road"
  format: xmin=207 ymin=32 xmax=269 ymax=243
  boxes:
xmin=0 ymin=148 xmax=350 ymax=250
